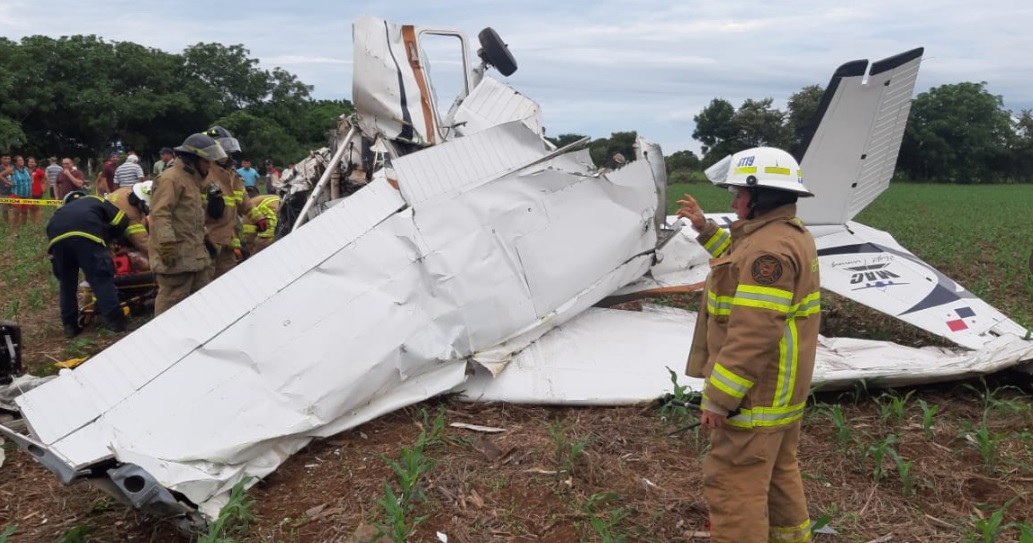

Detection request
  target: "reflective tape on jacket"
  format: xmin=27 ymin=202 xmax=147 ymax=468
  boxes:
xmin=726 ymin=401 xmax=806 ymax=429
xmin=47 ymin=231 xmax=105 ymax=249
xmin=732 ymin=284 xmax=793 ymax=313
xmin=126 ymin=224 xmax=146 ymax=235
xmin=702 ymin=228 xmax=731 ymax=257
xmin=709 ymin=363 xmax=753 ymax=400
xmin=706 ymin=289 xmax=732 ymax=316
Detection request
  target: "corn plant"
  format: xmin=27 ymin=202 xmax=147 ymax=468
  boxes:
xmin=863 ymin=434 xmax=898 ymax=483
xmin=1020 ymin=523 xmax=1033 ymax=543
xmin=56 ymin=526 xmax=93 ymax=543
xmin=377 ymin=483 xmax=429 ymax=543
xmin=0 ymin=526 xmax=17 ymax=543
xmin=375 ymin=409 xmax=446 ymax=542
xmin=959 ymin=417 xmax=1007 ymax=474
xmin=877 ymin=389 xmax=915 ymax=426
xmin=962 ymin=380 xmax=1029 ymax=417
xmin=546 ymin=419 xmax=589 ymax=479
xmin=659 ymin=367 xmax=695 ymax=427
xmin=580 ymin=492 xmax=629 ymax=543
xmin=825 ymin=404 xmax=853 ymax=447
xmin=887 ymin=450 xmax=915 ymax=496
xmin=199 ymin=477 xmax=257 ymax=543
xmin=917 ymin=399 xmax=939 ymax=439
xmin=967 ymin=497 xmax=1022 ymax=543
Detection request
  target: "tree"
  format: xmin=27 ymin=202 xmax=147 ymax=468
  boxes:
xmin=692 ymin=99 xmax=739 ymax=166
xmin=1010 ymin=109 xmax=1033 ymax=183
xmin=732 ymin=98 xmax=788 ymax=149
xmin=785 ymin=84 xmax=825 ymax=155
xmin=546 ymin=133 xmax=589 ymax=149
xmin=589 ymin=131 xmax=637 ymax=167
xmin=665 ymin=150 xmax=700 ymax=174
xmin=898 ymin=82 xmax=1013 ymax=183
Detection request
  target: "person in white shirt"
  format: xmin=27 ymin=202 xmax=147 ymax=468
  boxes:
xmin=113 ymin=154 xmax=145 ymax=189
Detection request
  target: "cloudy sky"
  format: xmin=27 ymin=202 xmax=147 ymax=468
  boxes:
xmin=4 ymin=0 xmax=1030 ymax=156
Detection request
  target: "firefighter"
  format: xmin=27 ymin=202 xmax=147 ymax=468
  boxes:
xmin=677 ymin=147 xmax=820 ymax=543
xmin=241 ymin=194 xmax=278 ymax=255
xmin=105 ymin=180 xmax=153 ymax=255
xmin=148 ymin=133 xmax=227 ymax=316
xmin=201 ymin=126 xmax=269 ymax=279
xmin=46 ymin=191 xmax=130 ymax=337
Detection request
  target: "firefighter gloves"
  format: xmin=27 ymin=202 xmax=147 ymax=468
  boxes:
xmin=158 ymin=241 xmax=178 ymax=266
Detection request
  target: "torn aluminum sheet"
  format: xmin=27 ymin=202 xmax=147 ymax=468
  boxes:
xmin=4 ymin=118 xmax=663 ymax=524
xmin=457 ymin=304 xmax=1033 ymax=404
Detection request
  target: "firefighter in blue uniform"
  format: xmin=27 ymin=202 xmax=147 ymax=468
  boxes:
xmin=46 ymin=191 xmax=130 ymax=337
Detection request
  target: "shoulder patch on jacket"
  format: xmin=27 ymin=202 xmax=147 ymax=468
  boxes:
xmin=751 ymin=254 xmax=783 ymax=284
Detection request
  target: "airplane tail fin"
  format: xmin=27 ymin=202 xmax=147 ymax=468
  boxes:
xmin=795 ymin=48 xmax=924 ymax=226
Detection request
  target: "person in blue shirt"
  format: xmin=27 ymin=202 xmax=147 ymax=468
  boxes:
xmin=10 ymin=155 xmax=33 ymax=229
xmin=236 ymin=159 xmax=261 ymax=197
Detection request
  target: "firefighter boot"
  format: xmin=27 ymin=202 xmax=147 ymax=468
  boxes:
xmin=103 ymin=309 xmax=127 ymax=334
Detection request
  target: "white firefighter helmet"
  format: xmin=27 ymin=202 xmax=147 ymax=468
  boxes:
xmin=132 ymin=180 xmax=153 ymax=205
xmin=705 ymin=147 xmax=813 ymax=197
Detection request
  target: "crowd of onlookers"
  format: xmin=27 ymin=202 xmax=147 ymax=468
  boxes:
xmin=0 ymin=150 xmax=287 ymax=231
xmin=0 ymin=154 xmax=84 ymax=228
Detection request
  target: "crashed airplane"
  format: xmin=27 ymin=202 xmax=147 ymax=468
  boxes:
xmin=2 ymin=15 xmax=1032 ymax=531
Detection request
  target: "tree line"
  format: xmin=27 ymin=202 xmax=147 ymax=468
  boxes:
xmin=0 ymin=35 xmax=354 ymax=169
xmin=552 ymin=82 xmax=1033 ymax=184
xmin=2 ymin=35 xmax=1030 ymax=184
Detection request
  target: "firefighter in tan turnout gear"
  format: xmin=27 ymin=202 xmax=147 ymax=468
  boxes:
xmin=241 ymin=194 xmax=279 ymax=256
xmin=677 ymin=147 xmax=821 ymax=543
xmin=148 ymin=133 xmax=227 ymax=315
xmin=104 ymin=180 xmax=153 ymax=255
xmin=201 ymin=126 xmax=268 ymax=279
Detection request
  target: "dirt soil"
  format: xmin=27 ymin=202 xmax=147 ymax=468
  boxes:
xmin=1 ymin=265 xmax=1032 ymax=541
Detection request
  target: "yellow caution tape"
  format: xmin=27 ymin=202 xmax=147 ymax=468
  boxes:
xmin=0 ymin=197 xmax=63 ymax=206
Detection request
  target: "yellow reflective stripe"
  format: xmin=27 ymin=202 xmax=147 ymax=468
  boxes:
xmin=764 ymin=166 xmax=790 ymax=176
xmin=258 ymin=231 xmax=275 ymax=239
xmin=774 ymin=318 xmax=799 ymax=408
xmin=733 ymin=284 xmax=793 ymax=313
xmin=791 ymin=291 xmax=821 ymax=317
xmin=47 ymin=231 xmax=105 ymax=249
xmin=231 ymin=237 xmax=241 ymax=249
xmin=769 ymin=518 xmax=812 ymax=542
xmin=126 ymin=224 xmax=146 ymax=235
xmin=702 ymin=228 xmax=730 ymax=257
xmin=726 ymin=402 xmax=805 ymax=429
xmin=709 ymin=363 xmax=753 ymax=400
xmin=110 ymin=209 xmax=125 ymax=226
xmin=734 ymin=166 xmax=757 ymax=175
xmin=707 ymin=290 xmax=733 ymax=316
xmin=242 ymin=224 xmax=258 ymax=234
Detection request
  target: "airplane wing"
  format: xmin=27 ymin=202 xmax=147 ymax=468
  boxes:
xmin=457 ymin=304 xmax=1033 ymax=404
xmin=813 ymin=221 xmax=1029 ymax=350
xmin=796 ymin=48 xmax=924 ymax=226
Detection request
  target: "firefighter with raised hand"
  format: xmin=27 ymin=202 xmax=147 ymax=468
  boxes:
xmin=201 ymin=126 xmax=269 ymax=279
xmin=46 ymin=191 xmax=130 ymax=337
xmin=105 ymin=180 xmax=153 ymax=256
xmin=241 ymin=194 xmax=279 ymax=255
xmin=148 ymin=133 xmax=227 ymax=316
xmin=677 ymin=147 xmax=821 ymax=543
